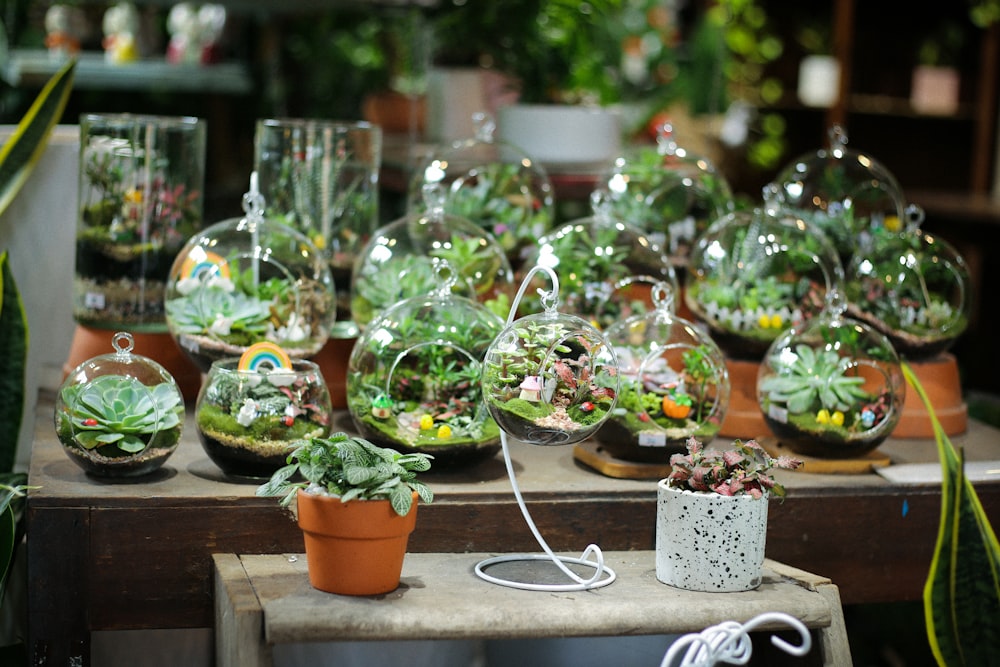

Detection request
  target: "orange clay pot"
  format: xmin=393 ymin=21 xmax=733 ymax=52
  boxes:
xmin=295 ymin=488 xmax=418 ymax=596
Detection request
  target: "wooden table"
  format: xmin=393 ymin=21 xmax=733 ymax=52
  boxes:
xmin=213 ymin=552 xmax=850 ymax=667
xmin=26 ymin=391 xmax=1000 ymax=666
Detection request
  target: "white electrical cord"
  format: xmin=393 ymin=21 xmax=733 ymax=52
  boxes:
xmin=659 ymin=611 xmax=812 ymax=667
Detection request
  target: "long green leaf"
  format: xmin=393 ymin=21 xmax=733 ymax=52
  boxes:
xmin=904 ymin=362 xmax=1000 ymax=665
xmin=0 ymin=58 xmax=76 ymax=217
xmin=0 ymin=253 xmax=26 ymax=474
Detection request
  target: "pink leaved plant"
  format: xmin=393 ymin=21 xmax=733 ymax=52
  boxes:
xmin=666 ymin=437 xmax=803 ymax=499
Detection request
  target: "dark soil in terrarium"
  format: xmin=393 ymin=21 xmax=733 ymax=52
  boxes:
xmin=63 ymin=444 xmax=175 ymax=478
xmin=197 ymin=429 xmax=298 ymax=479
xmin=75 ymin=241 xmax=178 ymax=282
xmin=845 ymin=304 xmax=960 ymax=361
xmin=593 ymin=419 xmax=688 ymax=463
xmin=764 ymin=417 xmax=887 ymax=459
xmin=353 ymin=418 xmax=502 ymax=468
xmin=176 ymin=333 xmax=324 ymax=373
xmin=73 ymin=276 xmax=167 ymax=328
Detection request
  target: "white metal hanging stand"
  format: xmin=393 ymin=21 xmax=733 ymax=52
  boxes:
xmin=474 ymin=266 xmax=616 ymax=591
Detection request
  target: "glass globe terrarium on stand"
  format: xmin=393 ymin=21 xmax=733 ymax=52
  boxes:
xmin=520 ymin=191 xmax=678 ymax=331
xmin=683 ymin=200 xmax=843 ymax=437
xmin=845 ymin=205 xmax=972 ymax=436
xmin=476 ymin=265 xmax=620 ymax=591
xmin=350 ymin=184 xmax=514 ymax=331
xmin=164 ymin=174 xmax=336 ymax=374
xmin=406 ymin=112 xmax=555 ymax=271
xmin=595 ymin=122 xmax=734 ymax=261
xmin=591 ymin=282 xmax=729 ymax=467
xmin=757 ymin=289 xmax=905 ymax=459
xmin=346 ymin=259 xmax=506 ymax=468
xmin=194 ymin=342 xmax=332 ymax=480
xmin=55 ymin=331 xmax=185 ymax=478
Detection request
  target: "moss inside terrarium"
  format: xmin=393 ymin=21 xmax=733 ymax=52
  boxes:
xmin=196 ymin=404 xmax=325 ymax=443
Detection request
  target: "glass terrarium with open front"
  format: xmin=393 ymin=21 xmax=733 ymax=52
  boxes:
xmin=346 ymin=260 xmax=506 ymax=467
xmin=55 ymin=331 xmax=185 ymax=477
xmin=406 ymin=112 xmax=555 ymax=270
xmin=684 ymin=202 xmax=843 ymax=361
xmin=844 ymin=205 xmax=971 ymax=360
xmin=164 ymin=177 xmax=336 ymax=372
xmin=757 ymin=290 xmax=904 ymax=458
xmin=597 ymin=282 xmax=729 ymax=463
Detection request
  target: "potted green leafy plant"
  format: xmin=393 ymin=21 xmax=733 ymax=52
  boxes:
xmin=656 ymin=437 xmax=802 ymax=592
xmin=256 ymin=433 xmax=433 ymax=596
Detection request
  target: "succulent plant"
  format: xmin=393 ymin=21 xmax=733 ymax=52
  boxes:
xmin=57 ymin=375 xmax=183 ymax=455
xmin=256 ymin=432 xmax=434 ymax=516
xmin=165 ymin=283 xmax=273 ymax=338
xmin=758 ymin=344 xmax=869 ymax=414
xmin=666 ymin=437 xmax=802 ymax=499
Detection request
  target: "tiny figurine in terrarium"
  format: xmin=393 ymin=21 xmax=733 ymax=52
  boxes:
xmin=481 ymin=265 xmax=620 ymax=446
xmin=347 ymin=259 xmax=506 ymax=467
xmin=597 ymin=282 xmax=729 ymax=463
xmin=684 ymin=200 xmax=843 ymax=361
xmin=351 ymin=184 xmax=514 ymax=329
xmin=55 ymin=331 xmax=185 ymax=477
xmin=595 ymin=122 xmax=734 ymax=260
xmin=195 ymin=342 xmax=332 ymax=479
xmin=769 ymin=124 xmax=906 ymax=264
xmin=520 ymin=191 xmax=678 ymax=330
xmin=164 ymin=173 xmax=336 ymax=372
xmin=845 ymin=204 xmax=971 ymax=360
xmin=757 ymin=289 xmax=904 ymax=458
xmin=75 ymin=113 xmax=206 ymax=330
xmin=406 ymin=112 xmax=555 ymax=270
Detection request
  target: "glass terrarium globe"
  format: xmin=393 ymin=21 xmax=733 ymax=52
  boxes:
xmin=595 ymin=122 xmax=734 ymax=260
xmin=406 ymin=112 xmax=555 ymax=270
xmin=769 ymin=124 xmax=906 ymax=263
xmin=55 ymin=331 xmax=184 ymax=478
xmin=597 ymin=283 xmax=729 ymax=463
xmin=757 ymin=290 xmax=904 ymax=458
xmin=845 ymin=205 xmax=971 ymax=360
xmin=481 ymin=272 xmax=620 ymax=446
xmin=195 ymin=343 xmax=332 ymax=479
xmin=684 ymin=204 xmax=843 ymax=361
xmin=521 ymin=192 xmax=678 ymax=330
xmin=164 ymin=180 xmax=336 ymax=373
xmin=347 ymin=263 xmax=506 ymax=467
xmin=351 ymin=185 xmax=514 ymax=330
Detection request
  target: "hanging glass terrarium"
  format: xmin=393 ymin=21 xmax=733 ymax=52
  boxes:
xmin=520 ymin=191 xmax=678 ymax=331
xmin=769 ymin=124 xmax=906 ymax=263
xmin=757 ymin=289 xmax=904 ymax=458
xmin=347 ymin=260 xmax=506 ymax=467
xmin=684 ymin=201 xmax=843 ymax=361
xmin=597 ymin=282 xmax=729 ymax=463
xmin=164 ymin=174 xmax=336 ymax=373
xmin=481 ymin=266 xmax=620 ymax=446
xmin=406 ymin=112 xmax=555 ymax=270
xmin=75 ymin=113 xmax=206 ymax=331
xmin=55 ymin=331 xmax=185 ymax=478
xmin=844 ymin=205 xmax=971 ymax=360
xmin=351 ymin=184 xmax=514 ymax=330
xmin=595 ymin=122 xmax=734 ymax=260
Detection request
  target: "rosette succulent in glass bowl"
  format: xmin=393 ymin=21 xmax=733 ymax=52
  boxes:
xmin=195 ymin=342 xmax=332 ymax=479
xmin=481 ymin=266 xmax=620 ymax=446
xmin=597 ymin=282 xmax=729 ymax=463
xmin=769 ymin=124 xmax=906 ymax=263
xmin=164 ymin=175 xmax=336 ymax=372
xmin=595 ymin=122 xmax=734 ymax=260
xmin=520 ymin=191 xmax=678 ymax=330
xmin=844 ymin=205 xmax=971 ymax=360
xmin=406 ymin=112 xmax=555 ymax=270
xmin=684 ymin=201 xmax=843 ymax=361
xmin=351 ymin=184 xmax=514 ymax=330
xmin=346 ymin=259 xmax=506 ymax=467
xmin=757 ymin=289 xmax=905 ymax=458
xmin=55 ymin=331 xmax=185 ymax=478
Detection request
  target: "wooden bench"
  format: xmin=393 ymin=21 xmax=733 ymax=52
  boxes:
xmin=213 ymin=551 xmax=851 ymax=666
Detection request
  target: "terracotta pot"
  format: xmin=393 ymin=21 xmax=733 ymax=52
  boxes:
xmin=655 ymin=480 xmax=768 ymax=592
xmin=295 ymin=488 xmax=418 ymax=596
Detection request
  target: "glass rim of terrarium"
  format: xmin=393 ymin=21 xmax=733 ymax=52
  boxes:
xmin=208 ymin=357 xmax=323 ymax=375
xmin=80 ymin=112 xmax=205 ymax=129
xmin=256 ymin=117 xmax=381 ymax=133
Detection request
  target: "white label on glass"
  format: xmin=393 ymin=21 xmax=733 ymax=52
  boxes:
xmin=84 ymin=292 xmax=105 ymax=309
xmin=638 ymin=431 xmax=667 ymax=448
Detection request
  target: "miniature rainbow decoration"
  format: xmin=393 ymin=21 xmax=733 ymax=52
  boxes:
xmin=238 ymin=341 xmax=293 ymax=372
xmin=179 ymin=250 xmax=230 ymax=281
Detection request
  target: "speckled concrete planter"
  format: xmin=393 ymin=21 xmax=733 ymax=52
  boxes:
xmin=655 ymin=480 xmax=768 ymax=592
